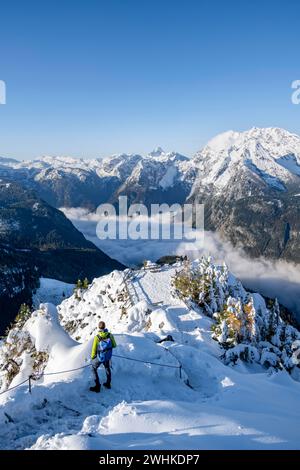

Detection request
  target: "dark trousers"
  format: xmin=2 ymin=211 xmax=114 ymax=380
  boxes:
xmin=92 ymin=359 xmax=111 ymax=385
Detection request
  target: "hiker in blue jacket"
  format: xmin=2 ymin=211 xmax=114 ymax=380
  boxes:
xmin=90 ymin=321 xmax=117 ymax=393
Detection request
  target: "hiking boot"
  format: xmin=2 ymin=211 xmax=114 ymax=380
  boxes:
xmin=90 ymin=384 xmax=101 ymax=393
xmin=103 ymin=382 xmax=111 ymax=389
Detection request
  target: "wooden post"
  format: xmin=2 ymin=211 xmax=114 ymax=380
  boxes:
xmin=28 ymin=375 xmax=32 ymax=394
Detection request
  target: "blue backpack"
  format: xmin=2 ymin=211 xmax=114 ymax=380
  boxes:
xmin=97 ymin=335 xmax=113 ymax=363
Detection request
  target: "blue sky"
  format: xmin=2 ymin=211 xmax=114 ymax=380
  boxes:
xmin=0 ymin=0 xmax=300 ymax=159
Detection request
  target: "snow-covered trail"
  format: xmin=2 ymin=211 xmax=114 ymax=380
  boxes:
xmin=1 ymin=264 xmax=300 ymax=449
xmin=130 ymin=266 xmax=221 ymax=392
xmin=131 ymin=266 xmax=182 ymax=307
xmin=0 ymin=366 xmax=196 ymax=450
xmin=131 ymin=267 xmax=200 ymax=338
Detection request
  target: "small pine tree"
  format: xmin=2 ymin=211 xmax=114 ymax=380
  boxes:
xmin=243 ymin=297 xmax=258 ymax=343
xmin=83 ymin=278 xmax=89 ymax=289
xmin=266 ymin=298 xmax=280 ymax=341
xmin=15 ymin=303 xmax=31 ymax=327
xmin=218 ymin=319 xmax=231 ymax=348
xmin=172 ymin=261 xmax=224 ymax=317
xmin=212 ymin=312 xmax=235 ymax=349
xmin=212 ymin=297 xmax=244 ymax=347
xmin=272 ymin=299 xmax=280 ymax=329
xmin=73 ymin=278 xmax=83 ymax=300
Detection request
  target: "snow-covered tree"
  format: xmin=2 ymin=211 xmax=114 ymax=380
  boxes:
xmin=74 ymin=278 xmax=83 ymax=300
xmin=15 ymin=303 xmax=31 ymax=327
xmin=172 ymin=257 xmax=300 ymax=374
xmin=172 ymin=258 xmax=230 ymax=317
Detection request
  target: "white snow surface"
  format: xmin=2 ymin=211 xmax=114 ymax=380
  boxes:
xmin=159 ymin=166 xmax=178 ymax=189
xmin=0 ymin=263 xmax=300 ymax=450
xmin=32 ymin=278 xmax=75 ymax=308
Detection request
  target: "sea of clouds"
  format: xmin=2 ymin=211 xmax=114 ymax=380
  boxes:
xmin=61 ymin=207 xmax=300 ymax=319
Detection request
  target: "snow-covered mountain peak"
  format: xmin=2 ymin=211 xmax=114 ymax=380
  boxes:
xmin=45 ymin=155 xmax=81 ymax=166
xmin=0 ymin=156 xmax=20 ymax=166
xmin=148 ymin=146 xmax=165 ymax=158
xmin=197 ymin=127 xmax=300 ymax=157
xmin=192 ymin=127 xmax=300 ymax=192
xmin=147 ymin=147 xmax=188 ymax=163
xmin=234 ymin=127 xmax=300 ymax=159
xmin=38 ymin=155 xmax=83 ymax=166
xmin=204 ymin=130 xmax=241 ymax=153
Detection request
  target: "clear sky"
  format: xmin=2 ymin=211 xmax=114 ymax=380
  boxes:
xmin=0 ymin=0 xmax=300 ymax=160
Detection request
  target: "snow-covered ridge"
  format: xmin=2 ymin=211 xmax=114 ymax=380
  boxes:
xmin=0 ymin=147 xmax=190 ymax=198
xmin=191 ymin=127 xmax=300 ymax=192
xmin=0 ymin=258 xmax=300 ymax=450
xmin=202 ymin=127 xmax=300 ymax=158
xmin=1 ymin=127 xmax=299 ymax=202
xmin=0 ymin=148 xmax=188 ymax=173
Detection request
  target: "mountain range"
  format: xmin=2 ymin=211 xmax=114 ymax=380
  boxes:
xmin=1 ymin=127 xmax=299 ymax=262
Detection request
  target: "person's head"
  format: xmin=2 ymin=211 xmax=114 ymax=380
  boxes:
xmin=98 ymin=321 xmax=106 ymax=331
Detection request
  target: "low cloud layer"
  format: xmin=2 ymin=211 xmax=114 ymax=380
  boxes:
xmin=62 ymin=207 xmax=300 ymax=319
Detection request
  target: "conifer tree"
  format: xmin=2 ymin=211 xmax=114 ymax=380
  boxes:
xmin=243 ymin=297 xmax=258 ymax=343
xmin=15 ymin=304 xmax=31 ymax=327
xmin=74 ymin=279 xmax=83 ymax=300
xmin=266 ymin=298 xmax=280 ymax=341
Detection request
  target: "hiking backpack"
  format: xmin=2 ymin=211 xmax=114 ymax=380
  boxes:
xmin=97 ymin=334 xmax=113 ymax=363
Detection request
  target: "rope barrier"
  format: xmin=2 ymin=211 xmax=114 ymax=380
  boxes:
xmin=41 ymin=363 xmax=92 ymax=377
xmin=162 ymin=347 xmax=183 ymax=379
xmin=0 ymin=365 xmax=92 ymax=396
xmin=0 ymin=351 xmax=183 ymax=396
xmin=113 ymin=353 xmax=180 ymax=369
xmin=0 ymin=378 xmax=30 ymax=396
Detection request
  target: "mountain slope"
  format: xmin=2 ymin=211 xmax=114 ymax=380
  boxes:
xmin=190 ymin=127 xmax=300 ymax=195
xmin=0 ymin=259 xmax=299 ymax=450
xmin=0 ymin=181 xmax=124 ymax=333
xmin=188 ymin=127 xmax=300 ymax=262
xmin=110 ymin=149 xmax=194 ymax=207
xmin=0 ymin=157 xmax=120 ymax=210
